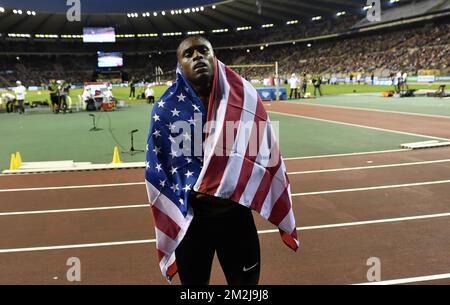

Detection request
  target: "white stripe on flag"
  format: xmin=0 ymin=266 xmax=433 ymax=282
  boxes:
xmin=194 ymin=61 xmax=230 ymax=192
xmin=216 ymin=78 xmax=258 ymax=198
xmin=146 ymin=180 xmax=193 ymax=230
xmin=255 ymin=119 xmax=271 ymax=166
xmin=237 ymin=120 xmax=273 ymax=208
xmin=260 ymin=164 xmax=287 ymax=219
xmin=159 ymin=252 xmax=176 ymax=278
xmin=278 ymin=207 xmax=296 ymax=236
xmin=238 ymin=162 xmax=266 ymax=207
xmin=155 ymin=227 xmax=178 ymax=257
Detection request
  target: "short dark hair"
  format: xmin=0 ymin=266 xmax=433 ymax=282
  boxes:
xmin=176 ymin=35 xmax=212 ymax=58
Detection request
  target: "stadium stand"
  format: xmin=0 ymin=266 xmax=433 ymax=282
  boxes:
xmin=0 ymin=0 xmax=448 ymax=87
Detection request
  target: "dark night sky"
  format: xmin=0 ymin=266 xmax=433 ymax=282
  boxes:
xmin=0 ymin=0 xmax=220 ymax=13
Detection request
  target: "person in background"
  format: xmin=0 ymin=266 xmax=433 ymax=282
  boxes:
xmin=58 ymin=80 xmax=70 ymax=114
xmin=313 ymin=75 xmax=323 ymax=97
xmin=48 ymin=79 xmax=60 ymax=113
xmin=402 ymin=72 xmax=408 ymax=90
xmin=288 ymin=73 xmax=299 ymax=99
xmin=145 ymin=84 xmax=155 ymax=104
xmin=301 ymin=72 xmax=308 ymax=96
xmin=129 ymin=78 xmax=136 ymax=99
xmin=1 ymin=92 xmax=16 ymax=113
xmin=13 ymin=81 xmax=26 ymax=114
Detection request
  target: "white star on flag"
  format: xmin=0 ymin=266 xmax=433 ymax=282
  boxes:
xmin=169 ymin=149 xmax=179 ymax=158
xmin=192 ymin=104 xmax=200 ymax=112
xmin=170 ymin=183 xmax=180 ymax=192
xmin=145 ymin=161 xmax=150 ymax=170
xmin=153 ymin=114 xmax=160 ymax=122
xmin=159 ymin=180 xmax=166 ymax=187
xmin=153 ymin=129 xmax=161 ymax=138
xmin=182 ymin=184 xmax=191 ymax=192
xmin=157 ymin=100 xmax=165 ymax=108
xmin=167 ymin=122 xmax=177 ymax=132
xmin=155 ymin=163 xmax=162 ymax=172
xmin=185 ymin=157 xmax=192 ymax=163
xmin=177 ymin=93 xmax=186 ymax=102
xmin=182 ymin=132 xmax=191 ymax=141
xmin=185 ymin=170 xmax=193 ymax=178
xmin=153 ymin=146 xmax=161 ymax=155
xmin=171 ymin=108 xmax=180 ymax=117
xmin=179 ymin=198 xmax=185 ymax=205
xmin=170 ymin=166 xmax=178 ymax=175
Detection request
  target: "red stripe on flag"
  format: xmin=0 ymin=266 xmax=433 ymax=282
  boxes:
xmin=250 ymin=152 xmax=282 ymax=213
xmin=267 ymin=187 xmax=291 ymax=226
xmin=151 ymin=206 xmax=181 ymax=240
xmin=280 ymin=228 xmax=299 ymax=251
xmin=198 ymin=67 xmax=245 ymax=195
xmin=157 ymin=249 xmax=165 ymax=262
xmin=231 ymin=95 xmax=267 ymax=200
xmin=166 ymin=261 xmax=178 ymax=279
xmin=204 ymin=58 xmax=220 ymax=140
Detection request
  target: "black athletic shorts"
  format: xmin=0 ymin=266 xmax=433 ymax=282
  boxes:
xmin=175 ymin=193 xmax=260 ymax=285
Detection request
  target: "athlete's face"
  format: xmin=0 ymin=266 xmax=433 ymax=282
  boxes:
xmin=177 ymin=37 xmax=215 ymax=86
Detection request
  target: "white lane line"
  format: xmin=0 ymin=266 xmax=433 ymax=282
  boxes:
xmin=268 ymin=110 xmax=450 ymax=141
xmin=0 ymin=182 xmax=145 ymax=193
xmin=0 ymin=204 xmax=149 ymax=216
xmin=259 ymin=212 xmax=450 ymax=234
xmin=354 ymin=273 xmax=450 ymax=285
xmin=0 ymin=239 xmax=156 ymax=254
xmin=284 ymin=149 xmax=410 ymax=160
xmin=292 ymin=180 xmax=450 ymax=196
xmin=1 ymin=212 xmax=449 ymax=253
xmin=2 ymin=178 xmax=450 ymax=195
xmin=2 ymin=179 xmax=449 ymax=216
xmin=284 ymin=101 xmax=450 ymax=120
xmin=287 ymin=159 xmax=450 ymax=175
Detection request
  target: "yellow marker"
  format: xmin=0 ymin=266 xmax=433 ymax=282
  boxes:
xmin=15 ymin=151 xmax=22 ymax=168
xmin=9 ymin=154 xmax=17 ymax=170
xmin=112 ymin=146 xmax=122 ymax=164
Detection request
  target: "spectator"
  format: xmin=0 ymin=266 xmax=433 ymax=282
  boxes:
xmin=288 ymin=73 xmax=299 ymax=99
xmin=13 ymin=81 xmax=26 ymax=114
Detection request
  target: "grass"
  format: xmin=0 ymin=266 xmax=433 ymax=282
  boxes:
xmin=2 ymin=83 xmax=442 ymax=107
xmin=289 ymin=95 xmax=450 ymax=117
xmin=0 ymin=101 xmax=439 ymax=171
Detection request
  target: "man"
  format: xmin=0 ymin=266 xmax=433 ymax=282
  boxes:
xmin=58 ymin=80 xmax=70 ymax=113
xmin=13 ymin=81 xmax=26 ymax=114
xmin=145 ymin=36 xmax=298 ymax=284
xmin=1 ymin=92 xmax=16 ymax=113
xmin=300 ymin=72 xmax=308 ymax=96
xmin=48 ymin=80 xmax=60 ymax=113
xmin=313 ymin=75 xmax=323 ymax=97
xmin=144 ymin=84 xmax=155 ymax=104
xmin=129 ymin=78 xmax=136 ymax=99
xmin=288 ymin=73 xmax=299 ymax=99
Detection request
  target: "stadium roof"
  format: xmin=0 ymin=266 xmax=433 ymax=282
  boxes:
xmin=0 ymin=0 xmax=419 ymax=35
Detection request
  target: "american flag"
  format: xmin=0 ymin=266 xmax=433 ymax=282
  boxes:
xmin=145 ymin=59 xmax=299 ymax=281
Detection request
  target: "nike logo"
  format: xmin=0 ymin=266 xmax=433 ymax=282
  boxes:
xmin=243 ymin=262 xmax=259 ymax=272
